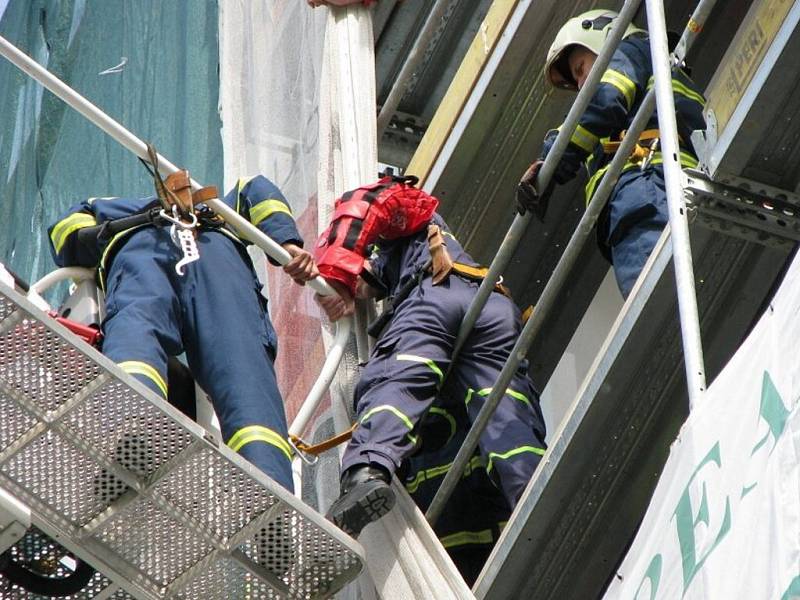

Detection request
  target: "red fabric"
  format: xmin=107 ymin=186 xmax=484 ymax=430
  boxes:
xmin=315 ymin=177 xmax=439 ymax=294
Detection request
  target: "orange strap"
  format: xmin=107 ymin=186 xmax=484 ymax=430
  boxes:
xmin=451 ymin=262 xmax=513 ymax=298
xmin=602 ymin=128 xmax=661 ymax=154
xmin=290 ymin=423 xmax=357 ymax=456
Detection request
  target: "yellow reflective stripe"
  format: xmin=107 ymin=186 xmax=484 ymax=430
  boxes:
xmin=440 ymin=528 xmax=494 ymax=549
xmin=360 ymin=404 xmax=415 ymax=431
xmin=236 ymin=175 xmax=257 ymax=214
xmin=396 ymin=354 xmax=444 ymax=386
xmin=428 ymin=406 xmax=456 ymax=442
xmin=404 ymin=455 xmax=484 ymax=494
xmin=119 ymin=361 xmax=168 ymax=398
xmin=646 ymin=76 xmax=706 ymax=106
xmin=487 ymin=446 xmax=546 ymax=473
xmin=50 ymin=213 xmax=96 ymax=253
xmin=570 ymin=124 xmax=600 ymax=153
xmin=601 ymin=69 xmax=636 ymax=109
xmin=441 ymin=230 xmax=457 ymax=241
xmin=250 ymin=199 xmax=293 ymax=226
xmin=584 ymin=151 xmax=699 ymax=204
xmin=465 ymin=387 xmax=530 ymax=408
xmin=227 ymin=425 xmax=293 ymax=460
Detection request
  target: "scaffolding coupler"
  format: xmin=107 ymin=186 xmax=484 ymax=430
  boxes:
xmin=683 ymin=168 xmax=800 ymax=250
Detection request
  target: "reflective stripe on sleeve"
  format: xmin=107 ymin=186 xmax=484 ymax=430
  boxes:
xmin=440 ymin=528 xmax=495 ymax=549
xmin=50 ymin=213 xmax=97 ymax=253
xmin=601 ymin=69 xmax=637 ymax=109
xmin=250 ymin=199 xmax=293 ymax=225
xmin=570 ymin=124 xmax=600 ymax=153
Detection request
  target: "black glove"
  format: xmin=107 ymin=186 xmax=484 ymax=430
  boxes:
xmin=516 ymin=159 xmax=553 ymax=221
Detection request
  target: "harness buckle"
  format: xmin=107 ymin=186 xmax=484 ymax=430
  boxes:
xmin=640 ymin=137 xmax=660 ymax=171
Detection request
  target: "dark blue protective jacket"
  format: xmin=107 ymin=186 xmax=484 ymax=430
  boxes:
xmin=49 ymin=175 xmax=302 ymax=289
xmin=541 ymin=33 xmax=705 ymax=243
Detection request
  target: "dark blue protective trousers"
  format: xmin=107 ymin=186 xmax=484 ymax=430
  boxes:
xmin=101 ymin=227 xmax=293 ymax=491
xmin=609 ymin=167 xmax=669 ymax=298
xmin=342 ymin=274 xmax=547 ymax=509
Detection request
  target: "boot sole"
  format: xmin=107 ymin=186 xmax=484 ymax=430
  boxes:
xmin=327 ymin=480 xmax=395 ymax=537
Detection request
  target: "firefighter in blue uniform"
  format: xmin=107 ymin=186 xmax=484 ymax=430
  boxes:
xmin=314 ymin=177 xmax=547 ymax=570
xmin=518 ymin=9 xmax=706 ymax=298
xmin=48 ymin=172 xmax=317 ymax=492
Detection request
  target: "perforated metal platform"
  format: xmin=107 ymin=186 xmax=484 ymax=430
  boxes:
xmin=0 ymin=281 xmax=364 ymax=599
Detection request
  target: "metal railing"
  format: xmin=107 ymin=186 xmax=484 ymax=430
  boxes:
xmin=426 ymin=0 xmax=719 ymax=525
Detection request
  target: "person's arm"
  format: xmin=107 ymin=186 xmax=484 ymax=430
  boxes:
xmin=48 ymin=201 xmax=101 ymax=268
xmin=232 ymin=175 xmax=319 ymax=285
xmin=540 ymin=38 xmax=650 ymax=184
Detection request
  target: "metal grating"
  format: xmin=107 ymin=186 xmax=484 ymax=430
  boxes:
xmin=0 ymin=283 xmax=364 ymax=599
xmin=3 ymin=431 xmax=111 ymax=527
xmin=154 ymin=449 xmax=279 ymax=540
xmin=95 ymin=498 xmax=215 ymax=586
xmin=0 ymin=312 xmax=102 ymax=413
xmin=0 ymin=393 xmax=36 ymax=454
xmin=0 ymin=527 xmax=114 ymax=599
xmin=176 ymin=557 xmax=283 ymax=600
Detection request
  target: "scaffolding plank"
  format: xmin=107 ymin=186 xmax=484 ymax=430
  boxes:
xmin=0 ymin=281 xmax=364 ymax=600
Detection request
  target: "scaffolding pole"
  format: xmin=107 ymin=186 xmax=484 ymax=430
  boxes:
xmin=646 ymin=0 xmax=707 ymax=407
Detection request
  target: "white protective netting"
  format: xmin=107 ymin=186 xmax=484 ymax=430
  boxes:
xmin=218 ymin=2 xmax=472 ymax=598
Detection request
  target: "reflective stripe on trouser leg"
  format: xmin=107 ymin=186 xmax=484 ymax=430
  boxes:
xmin=118 ymin=360 xmax=168 ymax=398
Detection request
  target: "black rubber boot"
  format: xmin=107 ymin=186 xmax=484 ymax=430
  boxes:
xmin=326 ymin=465 xmax=395 ymax=538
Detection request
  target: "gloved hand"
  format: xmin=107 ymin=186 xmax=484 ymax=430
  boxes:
xmin=516 ymin=159 xmax=552 ymax=221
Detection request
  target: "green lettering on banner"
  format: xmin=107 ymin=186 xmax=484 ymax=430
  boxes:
xmin=781 ymin=575 xmax=800 ymax=600
xmin=673 ymin=442 xmax=731 ymax=595
xmin=751 ymin=371 xmax=790 ymax=456
xmin=633 ymin=554 xmax=662 ymax=600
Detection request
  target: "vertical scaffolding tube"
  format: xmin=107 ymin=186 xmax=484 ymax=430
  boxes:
xmin=645 ymin=0 xmax=706 ymax=407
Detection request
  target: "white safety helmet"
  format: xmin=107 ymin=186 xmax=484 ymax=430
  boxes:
xmin=544 ymin=9 xmax=644 ymax=91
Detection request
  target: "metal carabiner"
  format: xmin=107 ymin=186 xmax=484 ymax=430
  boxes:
xmin=288 ymin=436 xmax=320 ymax=466
xmin=159 ymin=205 xmax=198 ymax=230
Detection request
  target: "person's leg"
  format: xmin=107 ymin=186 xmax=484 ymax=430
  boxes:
xmin=611 ymin=222 xmax=665 ymax=298
xmin=341 ymin=280 xmax=463 ymax=477
xmin=100 ymin=247 xmax=182 ymax=400
xmin=403 ymin=412 xmax=511 ymax=585
xmin=608 ymin=168 xmax=669 ymax=299
xmin=182 ymin=233 xmax=293 ymax=491
xmin=331 ymin=279 xmax=463 ymax=535
xmin=97 ymin=244 xmax=183 ymax=502
xmin=453 ymin=287 xmax=547 ymax=509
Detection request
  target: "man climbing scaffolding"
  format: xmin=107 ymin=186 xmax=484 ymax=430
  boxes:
xmin=48 ymin=164 xmax=317 ymax=492
xmin=314 ymin=176 xmax=547 ymax=569
xmin=517 ymin=8 xmax=706 ymax=298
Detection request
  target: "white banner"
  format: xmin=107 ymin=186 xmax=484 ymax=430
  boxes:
xmin=604 ymin=254 xmax=800 ymax=600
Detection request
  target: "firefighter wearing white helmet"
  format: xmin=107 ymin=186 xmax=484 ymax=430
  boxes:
xmin=517 ymin=8 xmax=706 ymax=298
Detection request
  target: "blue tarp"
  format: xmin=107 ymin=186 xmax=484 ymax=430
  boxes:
xmin=0 ymin=0 xmax=221 ymax=296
